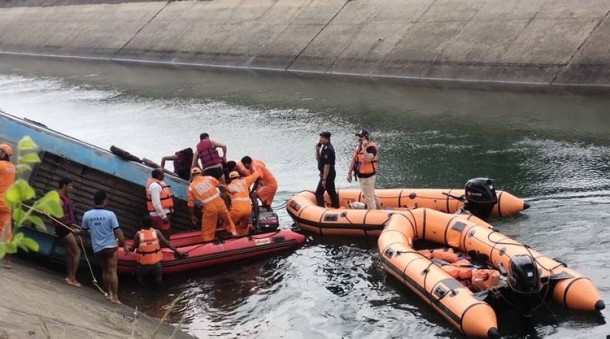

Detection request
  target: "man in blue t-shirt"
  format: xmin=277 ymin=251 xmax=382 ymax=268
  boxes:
xmin=81 ymin=190 xmax=126 ymax=304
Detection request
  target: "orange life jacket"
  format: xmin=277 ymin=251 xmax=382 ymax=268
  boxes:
xmin=136 ymin=228 xmax=163 ymax=265
xmin=354 ymin=141 xmax=379 ymax=176
xmin=422 ymin=248 xmax=473 ymax=280
xmin=227 ymin=172 xmax=259 ymax=210
xmin=188 ymin=176 xmax=221 ymax=206
xmin=471 ymin=269 xmax=501 ymax=291
xmin=439 ymin=259 xmax=474 ymax=280
xmin=146 ymin=178 xmax=174 ymax=212
xmin=419 ymin=248 xmax=461 ymax=263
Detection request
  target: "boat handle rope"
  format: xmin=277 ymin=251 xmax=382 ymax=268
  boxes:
xmin=483 ymin=230 xmax=558 ymax=273
xmin=340 ymin=211 xmax=355 ymax=225
xmin=468 ymin=229 xmax=560 ymax=311
xmin=441 ymin=192 xmax=465 ymax=201
xmin=498 ymin=280 xmax=551 ymax=315
xmin=434 ymin=286 xmax=457 ymax=301
xmin=273 ymin=201 xmax=287 ymax=210
xmin=183 ymin=229 xmax=282 ymax=254
xmin=421 ymin=262 xmax=434 ymax=296
xmin=23 ymin=203 xmax=108 ymax=296
xmin=468 ymin=228 xmax=556 ymax=274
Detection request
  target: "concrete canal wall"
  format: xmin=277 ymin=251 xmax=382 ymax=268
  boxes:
xmin=1 ymin=0 xmax=610 ymax=90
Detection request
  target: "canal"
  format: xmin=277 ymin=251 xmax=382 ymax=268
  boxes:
xmin=0 ymin=55 xmax=608 ymax=338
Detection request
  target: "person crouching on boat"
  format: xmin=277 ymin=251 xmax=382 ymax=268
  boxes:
xmin=191 ymin=132 xmax=228 ymax=184
xmin=237 ymin=156 xmax=278 ymax=212
xmin=347 ymin=129 xmax=380 ymax=210
xmin=188 ymin=167 xmax=238 ymax=241
xmin=0 ymin=144 xmax=16 ymax=269
xmin=226 ymin=170 xmax=260 ymax=236
xmin=160 ymin=147 xmax=194 ymax=181
xmin=127 ymin=215 xmax=186 ymax=287
xmin=146 ymin=168 xmax=174 ymax=241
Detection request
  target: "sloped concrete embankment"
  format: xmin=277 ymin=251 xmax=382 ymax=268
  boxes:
xmin=0 ymin=258 xmax=193 ymax=339
xmin=0 ymin=0 xmax=609 ymax=90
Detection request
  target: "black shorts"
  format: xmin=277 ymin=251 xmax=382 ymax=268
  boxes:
xmin=203 ymin=166 xmax=224 ymax=179
xmin=137 ymin=262 xmax=163 ymax=285
xmin=55 ymin=226 xmax=71 ymax=239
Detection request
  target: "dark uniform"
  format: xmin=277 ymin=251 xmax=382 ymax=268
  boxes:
xmin=315 ymin=143 xmax=339 ymax=208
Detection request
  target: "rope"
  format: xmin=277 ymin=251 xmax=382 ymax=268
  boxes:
xmin=22 ymin=203 xmax=107 ymax=296
xmin=481 ymin=230 xmax=558 ymax=273
xmin=496 ymin=279 xmax=549 ymax=316
xmin=62 ymin=156 xmax=70 ymax=177
xmin=272 ymin=201 xmax=287 ymax=210
xmin=130 ymin=306 xmax=138 ymax=339
xmin=468 ymin=229 xmax=560 ymax=315
xmin=77 ymin=232 xmax=107 ymax=296
xmin=183 ymin=229 xmax=283 ymax=254
xmin=21 ymin=203 xmax=78 ymax=232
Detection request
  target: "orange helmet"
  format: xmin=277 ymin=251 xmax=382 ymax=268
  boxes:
xmin=0 ymin=144 xmax=12 ymax=157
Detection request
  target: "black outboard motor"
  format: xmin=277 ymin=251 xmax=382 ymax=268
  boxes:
xmin=464 ymin=178 xmax=498 ymax=221
xmin=255 ymin=210 xmax=280 ymax=233
xmin=506 ymin=255 xmax=542 ymax=316
xmin=508 ymin=255 xmax=541 ymax=294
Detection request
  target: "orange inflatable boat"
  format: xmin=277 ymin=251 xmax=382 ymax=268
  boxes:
xmin=378 ymin=208 xmax=604 ymax=338
xmin=287 ymin=178 xmax=528 ymax=236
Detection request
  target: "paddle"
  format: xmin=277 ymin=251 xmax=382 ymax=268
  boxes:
xmin=110 ymin=145 xmax=179 ymax=178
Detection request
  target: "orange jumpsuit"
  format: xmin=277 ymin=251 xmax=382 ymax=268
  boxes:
xmin=187 ymin=175 xmax=236 ymax=241
xmin=0 ymin=160 xmax=16 ymax=241
xmin=227 ymin=172 xmax=260 ymax=235
xmin=236 ymin=160 xmax=278 ymax=206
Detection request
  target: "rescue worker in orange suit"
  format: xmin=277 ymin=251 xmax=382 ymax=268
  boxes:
xmin=315 ymin=131 xmax=339 ymax=208
xmin=237 ymin=156 xmax=278 ymax=212
xmin=0 ymin=144 xmax=16 ymax=269
xmin=188 ymin=167 xmax=237 ymax=241
xmin=347 ymin=129 xmax=380 ymax=210
xmin=160 ymin=147 xmax=194 ymax=181
xmin=191 ymin=132 xmax=228 ymax=183
xmin=127 ymin=215 xmax=186 ymax=287
xmin=146 ymin=169 xmax=174 ymax=241
xmin=226 ymin=170 xmax=260 ymax=236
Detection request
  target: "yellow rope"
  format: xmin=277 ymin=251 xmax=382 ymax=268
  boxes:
xmin=22 ymin=203 xmax=107 ymax=296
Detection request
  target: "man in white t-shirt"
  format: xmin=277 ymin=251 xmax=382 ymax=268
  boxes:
xmin=145 ymin=169 xmax=174 ymax=240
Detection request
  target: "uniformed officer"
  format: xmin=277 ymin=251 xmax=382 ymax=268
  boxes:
xmin=315 ymin=131 xmax=339 ymax=208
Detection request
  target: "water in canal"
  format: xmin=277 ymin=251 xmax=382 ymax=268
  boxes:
xmin=0 ymin=56 xmax=608 ymax=338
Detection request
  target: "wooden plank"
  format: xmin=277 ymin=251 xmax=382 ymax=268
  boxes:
xmin=28 ymin=152 xmax=196 ymax=238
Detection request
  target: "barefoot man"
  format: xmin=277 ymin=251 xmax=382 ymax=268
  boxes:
xmin=55 ymin=178 xmax=82 ymax=286
xmin=81 ymin=190 xmax=127 ymax=304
